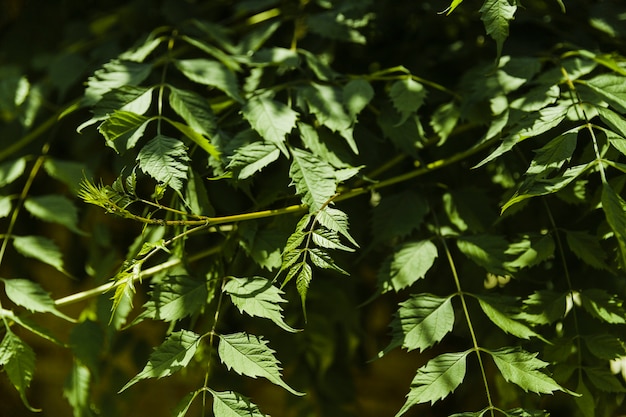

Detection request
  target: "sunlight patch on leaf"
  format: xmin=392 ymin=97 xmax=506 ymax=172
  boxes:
xmin=137 ymin=135 xmax=190 ymax=192
xmin=479 ymin=0 xmax=517 ymax=60
xmin=0 ymin=331 xmax=38 ymax=411
xmin=389 ymin=78 xmax=427 ymax=126
xmin=379 ymin=240 xmax=438 ymax=293
xmin=289 ymin=148 xmax=336 ymax=212
xmin=12 ymin=235 xmax=66 ymax=273
xmin=209 ymin=389 xmax=268 ymax=417
xmin=175 ymin=59 xmax=243 ymax=103
xmin=242 ymin=96 xmax=298 ymax=155
xmin=24 ymin=194 xmax=85 ymax=234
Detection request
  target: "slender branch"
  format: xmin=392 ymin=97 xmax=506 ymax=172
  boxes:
xmin=54 ymin=245 xmax=222 ymax=307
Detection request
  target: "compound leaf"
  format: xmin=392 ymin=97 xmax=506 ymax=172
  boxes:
xmin=0 ymin=331 xmax=38 ymax=411
xmin=218 ymin=332 xmax=304 ymax=396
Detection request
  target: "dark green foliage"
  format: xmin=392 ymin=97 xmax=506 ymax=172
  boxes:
xmin=2 ymin=0 xmax=626 ymax=416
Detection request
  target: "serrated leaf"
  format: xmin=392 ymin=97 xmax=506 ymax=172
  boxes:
xmin=84 ymin=60 xmax=152 ymax=106
xmin=380 ymin=294 xmax=454 ymax=357
xmin=242 ymin=96 xmax=298 ymax=154
xmin=24 ymin=194 xmax=84 ymax=234
xmin=343 ymin=78 xmax=374 ymax=120
xmin=12 ymin=235 xmax=65 ymax=272
xmin=10 ymin=314 xmax=64 ymax=346
xmin=395 ymin=351 xmax=469 ymax=416
xmin=225 ymin=276 xmax=298 ymax=333
xmin=209 ymin=389 xmax=268 ymax=417
xmin=489 ymin=347 xmax=572 ymax=395
xmin=379 ymin=240 xmax=438 ymax=293
xmin=98 ymin=110 xmax=151 ymax=152
xmin=476 ymin=295 xmax=546 ymax=341
xmin=480 ymin=0 xmax=517 ymax=59
xmin=526 ymin=132 xmax=578 ymax=174
xmin=138 ymin=135 xmax=189 ymax=191
xmin=119 ymin=330 xmax=201 ymax=392
xmin=0 ymin=331 xmax=38 ymax=411
xmin=389 ymin=78 xmax=427 ymax=126
xmin=79 ymin=85 xmax=153 ymax=132
xmin=218 ymin=332 xmax=304 ymax=396
xmin=582 ymin=74 xmax=626 ymax=113
xmin=300 ymin=83 xmax=357 ymax=153
xmin=63 ymin=362 xmax=93 ymax=417
xmin=289 ymin=148 xmax=336 ymax=212
xmin=565 ymin=230 xmax=609 ymax=271
xmin=315 ymin=207 xmax=358 ymax=247
xmin=174 ymin=59 xmax=242 ymax=103
xmin=521 ymin=290 xmax=568 ymax=325
xmin=135 ymin=275 xmax=208 ymax=324
xmin=601 ymin=183 xmax=626 ymax=270
xmin=579 ymin=288 xmax=626 ymax=324
xmin=372 ymin=191 xmax=429 ymax=244
xmin=430 ymin=102 xmax=460 ymax=145
xmin=456 ymin=234 xmax=509 ymax=275
xmin=295 ymin=262 xmax=313 ymax=315
xmin=311 ymin=228 xmax=354 ymax=252
xmin=227 ymin=141 xmax=281 ymax=180
xmin=308 ymin=247 xmax=348 ymax=275
xmin=0 ymin=157 xmax=26 ymax=187
xmin=1 ymin=278 xmax=68 ymax=319
xmin=43 ymin=158 xmax=89 ymax=195
xmin=168 ymin=86 xmax=217 ymax=138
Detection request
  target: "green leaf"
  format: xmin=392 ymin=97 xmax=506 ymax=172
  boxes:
xmin=430 ymin=102 xmax=460 ymax=144
xmin=308 ymin=247 xmax=348 ymax=275
xmin=10 ymin=314 xmax=64 ymax=346
xmin=0 ymin=195 xmax=11 ymax=218
xmin=0 ymin=331 xmax=38 ymax=411
xmin=43 ymin=158 xmax=89 ymax=195
xmin=597 ymin=107 xmax=626 ymax=139
xmin=583 ymin=334 xmax=626 ymax=360
xmin=505 ymin=234 xmax=555 ymax=270
xmin=239 ymin=219 xmax=294 ymax=270
xmin=0 ymin=157 xmax=26 ymax=187
xmin=295 ymin=262 xmax=313 ymax=315
xmin=372 ymin=191 xmax=429 ymax=244
xmin=166 ymin=119 xmax=220 ymax=159
xmin=227 ymin=141 xmax=281 ymax=180
xmin=343 ymin=78 xmax=374 ymax=120
xmin=174 ymin=59 xmax=242 ymax=103
xmin=225 ymin=276 xmax=298 ymax=333
xmin=168 ymin=86 xmax=217 ymax=138
xmin=98 ymin=110 xmax=151 ymax=152
xmin=135 ymin=275 xmax=208 ymax=324
xmin=315 ymin=207 xmax=358 ymax=247
xmin=395 ymin=351 xmax=470 ymax=416
xmin=521 ymin=290 xmax=568 ymax=325
xmin=574 ymin=378 xmax=595 ymax=417
xmin=84 ymin=59 xmax=152 ymax=106
xmin=526 ymin=132 xmax=578 ymax=174
xmin=475 ymin=295 xmax=546 ymax=341
xmin=379 ymin=240 xmax=438 ymax=293
xmin=63 ymin=362 xmax=94 ymax=417
xmin=24 ymin=194 xmax=84 ymax=234
xmin=69 ymin=320 xmax=104 ymax=372
xmin=172 ymin=391 xmax=198 ymax=417
xmin=380 ymin=294 xmax=455 ymax=356
xmin=12 ymin=235 xmax=65 ymax=272
xmin=565 ymin=230 xmax=609 ymax=271
xmin=311 ymin=228 xmax=354 ymax=252
xmin=488 ymin=347 xmax=573 ymax=395
xmin=218 ymin=332 xmax=304 ymax=396
xmin=601 ymin=183 xmax=626 ymax=270
xmin=79 ymin=85 xmax=153 ymax=131
xmin=389 ymin=78 xmax=427 ymax=125
xmin=584 ymin=366 xmax=626 ymax=393
xmin=300 ymin=83 xmax=357 ymax=153
xmin=1 ymin=278 xmax=65 ymax=318
xmin=289 ymin=148 xmax=337 ymax=212
xmin=582 ymin=74 xmax=626 ymax=113
xmin=456 ymin=234 xmax=510 ymax=275
xmin=208 ymin=389 xmax=268 ymax=417
xmin=242 ymin=96 xmax=298 ymax=154
xmin=137 ymin=135 xmax=190 ymax=192
xmin=579 ymin=289 xmax=626 ymax=324
xmin=479 ymin=0 xmax=517 ymax=59
xmin=119 ymin=330 xmax=201 ymax=392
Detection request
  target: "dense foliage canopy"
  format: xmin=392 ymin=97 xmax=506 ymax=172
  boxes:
xmin=1 ymin=0 xmax=626 ymax=416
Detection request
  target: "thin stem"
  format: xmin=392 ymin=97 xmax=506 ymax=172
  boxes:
xmin=434 ymin=211 xmax=495 ymax=417
xmin=203 ymin=276 xmax=227 ymax=411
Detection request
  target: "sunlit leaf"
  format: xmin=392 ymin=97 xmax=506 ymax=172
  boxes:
xmin=395 ymin=351 xmax=470 ymax=416
xmin=1 ymin=278 xmax=69 ymax=320
xmin=389 ymin=78 xmax=427 ymax=125
xmin=579 ymin=288 xmax=626 ymax=324
xmin=175 ymin=59 xmax=242 ymax=102
xmin=479 ymin=0 xmax=517 ymax=59
xmin=209 ymin=389 xmax=268 ymax=417
xmin=242 ymin=96 xmax=298 ymax=154
xmin=168 ymin=85 xmax=217 ymax=138
xmin=289 ymin=148 xmax=336 ymax=212
xmin=97 ymin=110 xmax=151 ymax=152
xmin=380 ymin=294 xmax=455 ymax=356
xmin=0 ymin=331 xmax=38 ymax=411
xmin=343 ymin=78 xmax=374 ymax=120
xmin=0 ymin=157 xmax=26 ymax=187
xmin=476 ymin=295 xmax=546 ymax=341
xmin=12 ymin=235 xmax=65 ymax=272
xmin=84 ymin=60 xmax=152 ymax=105
xmin=379 ymin=240 xmax=438 ymax=293
xmin=218 ymin=332 xmax=304 ymax=396
xmin=24 ymin=194 xmax=84 ymax=234
xmin=456 ymin=234 xmax=509 ymax=275
xmin=137 ymin=135 xmax=189 ymax=191
xmin=225 ymin=276 xmax=298 ymax=333
xmin=63 ymin=362 xmax=93 ymax=417
xmin=119 ymin=330 xmax=201 ymax=392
